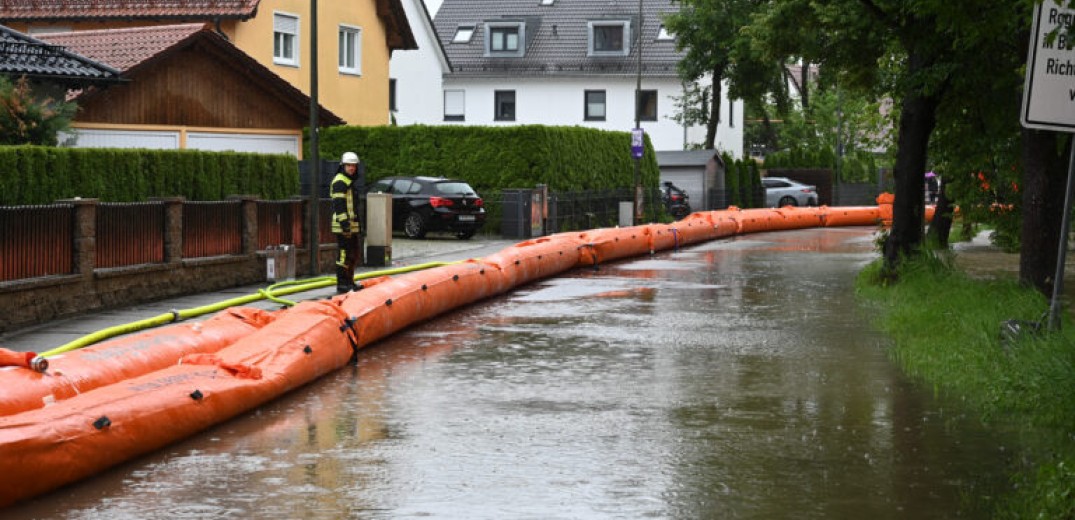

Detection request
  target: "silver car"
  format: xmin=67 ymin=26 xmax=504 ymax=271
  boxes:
xmin=763 ymin=177 xmax=818 ymax=207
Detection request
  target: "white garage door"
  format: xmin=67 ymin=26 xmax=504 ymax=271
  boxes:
xmin=63 ymin=128 xmax=180 ymax=149
xmin=63 ymin=129 xmax=299 ymax=157
xmin=187 ymin=132 xmax=299 ymax=156
xmin=661 ymin=170 xmax=705 ymax=209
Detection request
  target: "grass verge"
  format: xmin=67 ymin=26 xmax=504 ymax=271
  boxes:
xmin=856 ymin=254 xmax=1075 ymax=518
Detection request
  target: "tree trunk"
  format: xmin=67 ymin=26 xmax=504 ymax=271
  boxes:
xmin=799 ymin=60 xmax=810 ymax=109
xmin=925 ymin=183 xmax=953 ymax=249
xmin=882 ymin=88 xmax=938 ymax=271
xmin=705 ymin=68 xmax=723 ymax=150
xmin=1019 ymin=129 xmax=1069 ymax=297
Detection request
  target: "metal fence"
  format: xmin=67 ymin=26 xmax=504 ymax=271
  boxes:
xmin=96 ymin=202 xmax=165 ymax=268
xmin=257 ymin=199 xmax=304 ymax=250
xmin=549 ymin=189 xmax=634 ymax=232
xmin=0 ymin=204 xmax=74 ymax=282
xmin=182 ymin=200 xmax=243 ymax=258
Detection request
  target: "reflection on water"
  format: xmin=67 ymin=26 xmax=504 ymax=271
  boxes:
xmin=7 ymin=227 xmax=1015 ymax=519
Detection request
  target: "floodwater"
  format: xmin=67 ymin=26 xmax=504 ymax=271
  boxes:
xmin=7 ymin=227 xmax=1018 ymax=519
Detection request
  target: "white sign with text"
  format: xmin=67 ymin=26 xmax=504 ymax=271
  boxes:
xmin=1022 ymin=1 xmax=1075 ymax=131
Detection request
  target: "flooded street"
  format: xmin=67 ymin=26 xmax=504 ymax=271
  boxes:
xmin=8 ymin=227 xmax=1016 ymax=519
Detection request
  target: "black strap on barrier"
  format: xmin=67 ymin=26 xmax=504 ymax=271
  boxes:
xmin=339 ymin=316 xmax=360 ymax=364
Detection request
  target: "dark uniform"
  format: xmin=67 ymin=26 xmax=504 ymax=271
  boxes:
xmin=331 ymin=156 xmax=362 ymax=293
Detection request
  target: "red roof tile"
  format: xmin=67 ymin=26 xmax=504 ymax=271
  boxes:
xmin=39 ymin=23 xmax=204 ymax=71
xmin=0 ymin=0 xmax=259 ymax=21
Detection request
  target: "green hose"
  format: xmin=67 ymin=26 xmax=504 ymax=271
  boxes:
xmin=37 ymin=261 xmax=457 ymax=359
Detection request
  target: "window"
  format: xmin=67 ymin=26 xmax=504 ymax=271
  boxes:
xmin=389 ymin=79 xmax=397 ymax=112
xmin=656 ymin=24 xmax=675 ymax=41
xmin=729 ymin=99 xmax=734 ymax=127
xmin=273 ymin=12 xmax=299 ymax=66
xmin=338 ymin=25 xmax=361 ymax=75
xmin=584 ymin=90 xmax=606 ymax=121
xmin=588 ymin=21 xmax=630 ymax=56
xmin=444 ymin=90 xmax=465 ymax=121
xmin=495 ymin=90 xmax=516 ymax=121
xmin=452 ymin=25 xmax=475 ymax=43
xmin=637 ymin=90 xmax=657 ymax=121
xmin=485 ymin=22 xmax=525 ymax=56
xmin=540 ymin=0 xmax=555 ymax=5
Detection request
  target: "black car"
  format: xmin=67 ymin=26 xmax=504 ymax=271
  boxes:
xmin=366 ymin=176 xmax=486 ymax=239
xmin=660 ymin=181 xmax=692 ymax=220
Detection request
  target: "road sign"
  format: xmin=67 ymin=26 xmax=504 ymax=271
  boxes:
xmin=1022 ymin=2 xmax=1075 ymax=131
xmin=631 ymin=128 xmax=644 ymax=159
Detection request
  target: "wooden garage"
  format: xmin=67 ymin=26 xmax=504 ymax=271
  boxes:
xmin=40 ymin=23 xmax=342 ymax=156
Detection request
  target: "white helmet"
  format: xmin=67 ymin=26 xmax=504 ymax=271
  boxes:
xmin=341 ymin=152 xmax=359 ymax=164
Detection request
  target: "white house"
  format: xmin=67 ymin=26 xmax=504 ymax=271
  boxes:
xmin=389 ymin=0 xmax=452 ymax=125
xmin=417 ymin=0 xmax=742 ymax=156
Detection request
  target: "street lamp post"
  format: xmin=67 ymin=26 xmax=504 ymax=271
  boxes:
xmin=307 ymin=0 xmax=320 ymax=276
xmin=633 ymin=0 xmax=644 ymax=225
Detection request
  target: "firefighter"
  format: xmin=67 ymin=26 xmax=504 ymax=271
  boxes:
xmin=331 ymin=151 xmax=363 ymax=293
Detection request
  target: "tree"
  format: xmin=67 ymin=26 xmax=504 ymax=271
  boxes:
xmin=663 ymin=0 xmax=774 ymax=150
xmin=0 ymin=75 xmax=76 ymax=146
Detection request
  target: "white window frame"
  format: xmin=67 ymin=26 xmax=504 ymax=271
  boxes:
xmin=444 ymin=89 xmax=465 ymax=121
xmin=588 ymin=20 xmax=630 ymax=57
xmin=338 ymin=24 xmax=362 ymax=75
xmin=273 ymin=11 xmax=300 ymax=67
xmin=484 ymin=22 xmax=525 ymax=57
xmin=452 ymin=25 xmax=475 ymax=43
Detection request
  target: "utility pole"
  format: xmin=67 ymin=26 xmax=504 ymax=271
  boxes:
xmin=307 ymin=0 xmax=320 ymax=276
xmin=633 ymin=0 xmax=644 ymax=225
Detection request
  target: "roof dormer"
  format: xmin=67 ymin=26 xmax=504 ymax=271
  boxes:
xmin=484 ymin=20 xmax=526 ymax=57
xmin=587 ymin=19 xmax=631 ymax=57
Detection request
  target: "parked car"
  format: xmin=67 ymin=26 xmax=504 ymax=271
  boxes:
xmin=366 ymin=176 xmax=486 ymax=239
xmin=660 ymin=181 xmax=692 ymax=220
xmin=763 ymin=177 xmax=818 ymax=207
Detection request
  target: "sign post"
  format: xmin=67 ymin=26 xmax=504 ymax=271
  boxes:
xmin=1022 ymin=1 xmax=1075 ymax=330
xmin=631 ymin=127 xmax=644 ymax=225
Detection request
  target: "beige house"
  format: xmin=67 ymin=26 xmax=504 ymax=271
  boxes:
xmin=0 ymin=0 xmax=416 ymax=126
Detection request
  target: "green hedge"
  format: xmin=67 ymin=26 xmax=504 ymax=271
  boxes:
xmin=763 ymin=146 xmax=879 ymax=183
xmin=721 ymin=152 xmax=761 ymax=208
xmin=0 ymin=146 xmax=299 ymax=205
xmin=315 ymin=125 xmax=661 ymax=194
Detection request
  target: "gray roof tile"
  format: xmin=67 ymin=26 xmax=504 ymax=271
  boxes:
xmin=0 ymin=24 xmax=120 ymax=84
xmin=434 ymin=0 xmax=684 ymax=77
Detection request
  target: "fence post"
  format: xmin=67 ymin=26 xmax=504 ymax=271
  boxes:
xmin=149 ymin=197 xmax=185 ymax=264
xmin=56 ymin=198 xmax=98 ymax=280
xmin=229 ymin=195 xmax=258 ymax=256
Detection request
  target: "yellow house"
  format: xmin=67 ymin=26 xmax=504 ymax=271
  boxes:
xmin=0 ymin=0 xmax=416 ymax=126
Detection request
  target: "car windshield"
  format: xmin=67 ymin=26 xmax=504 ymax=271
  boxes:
xmin=435 ymin=182 xmax=477 ymax=196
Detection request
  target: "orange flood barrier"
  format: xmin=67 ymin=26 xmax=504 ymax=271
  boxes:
xmin=0 ymin=204 xmax=886 ymax=507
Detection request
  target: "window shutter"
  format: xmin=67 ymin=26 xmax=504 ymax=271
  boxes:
xmin=275 ymin=13 xmax=298 ymax=34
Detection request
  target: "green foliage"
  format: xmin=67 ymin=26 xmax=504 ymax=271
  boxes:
xmin=764 ymin=146 xmax=880 ymax=183
xmin=0 ymin=146 xmax=298 ymax=204
xmin=0 ymin=76 xmax=76 ymax=146
xmin=662 ymin=0 xmax=775 ymax=149
xmin=316 ymin=125 xmax=661 ymax=194
xmin=857 ymin=255 xmax=1075 ymax=518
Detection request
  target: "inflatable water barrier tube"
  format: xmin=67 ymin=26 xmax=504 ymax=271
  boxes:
xmin=0 ymin=203 xmax=906 ymax=507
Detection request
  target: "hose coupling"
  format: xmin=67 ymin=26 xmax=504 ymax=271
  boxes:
xmin=30 ymin=355 xmax=48 ymax=373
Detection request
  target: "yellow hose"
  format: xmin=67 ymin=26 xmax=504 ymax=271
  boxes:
xmin=37 ymin=261 xmax=457 ymax=359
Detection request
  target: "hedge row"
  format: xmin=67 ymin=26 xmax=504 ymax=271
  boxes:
xmin=723 ymin=152 xmax=761 ymax=208
xmin=315 ymin=125 xmax=661 ymax=194
xmin=763 ymin=146 xmax=879 ymax=183
xmin=0 ymin=146 xmax=299 ymax=205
